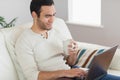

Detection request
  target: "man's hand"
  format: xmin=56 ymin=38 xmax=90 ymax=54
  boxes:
xmin=66 ymin=39 xmax=79 ymax=66
xmin=63 ymin=68 xmax=87 ymax=78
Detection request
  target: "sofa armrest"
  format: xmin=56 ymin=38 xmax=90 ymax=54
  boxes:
xmin=108 ymin=69 xmax=120 ymax=76
xmin=77 ymin=41 xmax=109 ymax=49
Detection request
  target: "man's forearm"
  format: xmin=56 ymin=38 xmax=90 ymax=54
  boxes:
xmin=38 ymin=68 xmax=86 ymax=80
xmin=38 ymin=70 xmax=66 ymax=80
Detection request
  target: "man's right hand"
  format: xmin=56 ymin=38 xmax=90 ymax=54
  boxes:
xmin=62 ymin=68 xmax=87 ymax=78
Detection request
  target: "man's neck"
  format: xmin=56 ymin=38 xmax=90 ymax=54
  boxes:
xmin=31 ymin=26 xmax=48 ymax=39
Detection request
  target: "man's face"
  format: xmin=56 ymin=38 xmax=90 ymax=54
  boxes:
xmin=36 ymin=5 xmax=56 ymax=31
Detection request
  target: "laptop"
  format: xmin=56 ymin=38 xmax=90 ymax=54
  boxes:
xmin=85 ymin=45 xmax=118 ymax=80
xmin=77 ymin=45 xmax=118 ymax=80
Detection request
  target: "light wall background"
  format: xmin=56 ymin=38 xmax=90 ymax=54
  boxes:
xmin=0 ymin=0 xmax=120 ymax=48
xmin=0 ymin=0 xmax=32 ymax=27
xmin=54 ymin=0 xmax=120 ymax=48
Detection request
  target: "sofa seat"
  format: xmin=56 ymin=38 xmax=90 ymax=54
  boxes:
xmin=108 ymin=69 xmax=120 ymax=76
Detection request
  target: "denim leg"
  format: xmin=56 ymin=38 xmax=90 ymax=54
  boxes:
xmin=100 ymin=74 xmax=120 ymax=80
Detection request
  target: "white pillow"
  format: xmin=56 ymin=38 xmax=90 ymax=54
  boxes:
xmin=1 ymin=23 xmax=32 ymax=80
xmin=0 ymin=32 xmax=19 ymax=80
xmin=109 ymin=49 xmax=120 ymax=70
xmin=75 ymin=48 xmax=105 ymax=68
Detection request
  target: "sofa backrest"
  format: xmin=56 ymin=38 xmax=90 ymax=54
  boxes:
xmin=0 ymin=31 xmax=19 ymax=80
xmin=0 ymin=17 xmax=72 ymax=80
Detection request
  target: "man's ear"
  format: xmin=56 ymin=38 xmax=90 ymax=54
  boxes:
xmin=31 ymin=11 xmax=38 ymax=19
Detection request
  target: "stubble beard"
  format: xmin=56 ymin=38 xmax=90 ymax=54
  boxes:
xmin=40 ymin=23 xmax=52 ymax=31
xmin=37 ymin=19 xmax=52 ymax=31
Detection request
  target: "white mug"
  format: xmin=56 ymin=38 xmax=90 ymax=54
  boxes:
xmin=63 ymin=39 xmax=75 ymax=56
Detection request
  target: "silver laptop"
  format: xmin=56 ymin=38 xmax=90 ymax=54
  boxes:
xmin=84 ymin=45 xmax=118 ymax=80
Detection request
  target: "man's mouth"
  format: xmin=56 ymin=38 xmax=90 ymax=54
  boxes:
xmin=47 ymin=23 xmax=52 ymax=27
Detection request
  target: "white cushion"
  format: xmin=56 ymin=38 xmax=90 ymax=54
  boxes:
xmin=53 ymin=18 xmax=72 ymax=39
xmin=108 ymin=69 xmax=120 ymax=76
xmin=109 ymin=49 xmax=120 ymax=70
xmin=75 ymin=48 xmax=105 ymax=68
xmin=0 ymin=31 xmax=19 ymax=80
xmin=1 ymin=23 xmax=32 ymax=80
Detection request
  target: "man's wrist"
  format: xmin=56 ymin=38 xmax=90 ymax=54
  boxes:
xmin=57 ymin=70 xmax=68 ymax=78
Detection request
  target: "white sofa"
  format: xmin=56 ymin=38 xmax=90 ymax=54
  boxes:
xmin=0 ymin=18 xmax=120 ymax=80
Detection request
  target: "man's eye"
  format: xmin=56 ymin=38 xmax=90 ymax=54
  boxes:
xmin=45 ymin=15 xmax=50 ymax=18
xmin=53 ymin=14 xmax=56 ymax=16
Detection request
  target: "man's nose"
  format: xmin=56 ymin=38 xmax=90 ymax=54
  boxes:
xmin=49 ymin=16 xmax=54 ymax=23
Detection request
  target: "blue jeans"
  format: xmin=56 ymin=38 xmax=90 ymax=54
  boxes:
xmin=72 ymin=66 xmax=120 ymax=80
xmin=100 ymin=74 xmax=120 ymax=80
xmin=58 ymin=74 xmax=120 ymax=80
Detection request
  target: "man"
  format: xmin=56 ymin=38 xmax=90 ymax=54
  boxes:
xmin=15 ymin=0 xmax=86 ymax=80
xmin=15 ymin=0 xmax=120 ymax=80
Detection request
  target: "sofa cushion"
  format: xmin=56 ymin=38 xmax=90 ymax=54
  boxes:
xmin=109 ymin=49 xmax=120 ymax=70
xmin=108 ymin=69 xmax=120 ymax=76
xmin=0 ymin=31 xmax=19 ymax=80
xmin=1 ymin=23 xmax=32 ymax=80
xmin=75 ymin=48 xmax=105 ymax=68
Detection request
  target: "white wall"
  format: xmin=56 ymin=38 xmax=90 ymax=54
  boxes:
xmin=0 ymin=0 xmax=120 ymax=47
xmin=54 ymin=0 xmax=120 ymax=48
xmin=0 ymin=0 xmax=32 ymax=27
xmin=54 ymin=0 xmax=68 ymax=20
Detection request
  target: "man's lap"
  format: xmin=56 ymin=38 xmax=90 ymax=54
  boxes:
xmin=56 ymin=74 xmax=120 ymax=80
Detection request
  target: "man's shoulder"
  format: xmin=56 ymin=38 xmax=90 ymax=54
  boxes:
xmin=18 ymin=29 xmax=32 ymax=38
xmin=15 ymin=29 xmax=33 ymax=49
xmin=16 ymin=29 xmax=32 ymax=42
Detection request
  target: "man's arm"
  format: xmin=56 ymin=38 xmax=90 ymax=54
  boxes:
xmin=38 ymin=68 xmax=86 ymax=80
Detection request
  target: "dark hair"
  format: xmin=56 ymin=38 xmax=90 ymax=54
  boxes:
xmin=30 ymin=0 xmax=54 ymax=17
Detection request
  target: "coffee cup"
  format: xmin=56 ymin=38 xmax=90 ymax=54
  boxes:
xmin=63 ymin=39 xmax=75 ymax=56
